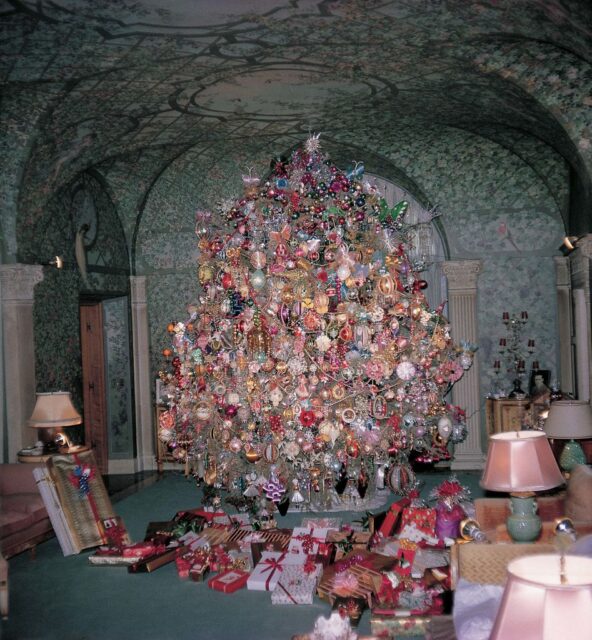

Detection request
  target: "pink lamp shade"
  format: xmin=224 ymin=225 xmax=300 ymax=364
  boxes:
xmin=490 ymin=554 xmax=592 ymax=640
xmin=27 ymin=392 xmax=82 ymax=428
xmin=480 ymin=431 xmax=564 ymax=493
xmin=544 ymin=400 xmax=592 ymax=439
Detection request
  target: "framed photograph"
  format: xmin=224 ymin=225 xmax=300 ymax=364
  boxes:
xmin=529 ymin=369 xmax=551 ymax=400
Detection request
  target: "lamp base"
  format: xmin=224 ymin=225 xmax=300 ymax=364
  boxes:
xmin=506 ymin=494 xmax=541 ymax=543
xmin=559 ymin=440 xmax=587 ymax=473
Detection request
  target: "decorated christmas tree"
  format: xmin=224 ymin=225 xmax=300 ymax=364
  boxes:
xmin=158 ymin=135 xmax=475 ymax=513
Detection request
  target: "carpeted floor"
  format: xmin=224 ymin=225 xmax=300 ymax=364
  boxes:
xmin=1 ymin=469 xmax=485 ymax=640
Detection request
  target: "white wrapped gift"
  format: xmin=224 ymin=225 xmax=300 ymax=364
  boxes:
xmin=288 ymin=526 xmax=329 ymax=557
xmin=271 ymin=565 xmax=321 ymax=605
xmin=247 ymin=551 xmax=305 ymax=591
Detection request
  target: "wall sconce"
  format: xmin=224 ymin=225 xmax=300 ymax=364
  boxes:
xmin=559 ymin=236 xmax=584 ymax=256
xmin=48 ymin=256 xmax=64 ymax=269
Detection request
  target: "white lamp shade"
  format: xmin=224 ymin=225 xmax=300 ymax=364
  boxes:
xmin=480 ymin=431 xmax=564 ymax=492
xmin=491 ymin=554 xmax=592 ymax=640
xmin=544 ymin=400 xmax=592 ymax=440
xmin=27 ymin=392 xmax=82 ymax=428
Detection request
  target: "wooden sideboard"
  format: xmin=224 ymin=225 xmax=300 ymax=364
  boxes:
xmin=485 ymin=398 xmax=533 ymax=436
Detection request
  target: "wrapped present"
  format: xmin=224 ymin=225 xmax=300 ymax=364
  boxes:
xmin=378 ymin=497 xmax=411 ymax=538
xmin=399 ymin=506 xmax=438 ymax=545
xmin=328 ymin=530 xmax=353 ymax=561
xmin=351 ymin=531 xmax=372 ymax=551
xmin=88 ymin=547 xmax=139 ymax=566
xmin=332 ymin=595 xmax=367 ymax=627
xmin=228 ymin=550 xmax=253 ymax=573
xmin=370 ymin=613 xmax=431 ymax=637
xmin=300 ymin=517 xmax=342 ymax=531
xmin=34 ymin=451 xmax=117 ymax=555
xmin=175 ymin=553 xmax=194 ymax=579
xmin=212 ymin=512 xmax=251 ymax=527
xmin=208 ymin=569 xmax=249 ymax=594
xmin=315 ymin=541 xmax=336 ymax=567
xmin=288 ymin=526 xmax=329 ymax=557
xmin=98 ymin=516 xmax=130 ymax=549
xmin=317 ymin=551 xmax=392 ymax=607
xmin=144 ymin=521 xmax=180 ymax=546
xmin=271 ymin=565 xmax=320 ymax=605
xmin=122 ymin=542 xmax=165 ymax=558
xmin=251 ymin=539 xmax=288 ymax=565
xmin=247 ymin=551 xmax=304 ymax=592
xmin=128 ymin=547 xmax=178 ymax=573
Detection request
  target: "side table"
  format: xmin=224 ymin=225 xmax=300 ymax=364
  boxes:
xmin=17 ymin=445 xmax=90 ymax=464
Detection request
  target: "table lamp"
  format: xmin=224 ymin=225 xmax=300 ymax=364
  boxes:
xmin=480 ymin=431 xmax=564 ymax=543
xmin=27 ymin=391 xmax=82 ymax=452
xmin=544 ymin=400 xmax=592 ymax=473
xmin=490 ymin=554 xmax=592 ymax=640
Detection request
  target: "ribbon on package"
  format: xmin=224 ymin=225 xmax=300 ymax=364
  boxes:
xmin=69 ymin=453 xmax=105 ymax=542
xmin=276 ymin=581 xmax=298 ymax=604
xmin=260 ymin=552 xmax=287 ymax=590
xmin=293 ymin=527 xmax=325 ymax=555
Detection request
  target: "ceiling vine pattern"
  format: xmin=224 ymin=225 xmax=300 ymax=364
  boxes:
xmin=1 ymin=0 xmax=591 ymax=263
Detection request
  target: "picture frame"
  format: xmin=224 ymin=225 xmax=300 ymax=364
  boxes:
xmin=529 ymin=369 xmax=551 ymax=400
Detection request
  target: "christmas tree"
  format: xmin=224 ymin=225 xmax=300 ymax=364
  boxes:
xmin=159 ymin=135 xmax=475 ymax=512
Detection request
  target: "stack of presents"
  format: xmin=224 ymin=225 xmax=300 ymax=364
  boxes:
xmin=38 ymin=452 xmax=462 ymax=638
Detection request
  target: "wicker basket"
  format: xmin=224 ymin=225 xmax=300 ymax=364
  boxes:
xmin=450 ymin=542 xmax=555 ymax=587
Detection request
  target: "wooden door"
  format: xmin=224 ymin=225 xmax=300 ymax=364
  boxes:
xmin=80 ymin=303 xmax=108 ymax=473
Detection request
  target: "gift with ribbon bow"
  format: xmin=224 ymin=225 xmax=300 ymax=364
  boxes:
xmin=288 ymin=526 xmax=329 ymax=557
xmin=271 ymin=565 xmax=321 ymax=605
xmin=247 ymin=551 xmax=305 ymax=591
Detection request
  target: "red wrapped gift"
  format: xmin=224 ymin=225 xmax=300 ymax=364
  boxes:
xmin=122 ymin=542 xmax=165 ymax=558
xmin=378 ymin=497 xmax=410 ymax=537
xmin=399 ymin=507 xmax=437 ymax=544
xmin=175 ymin=553 xmax=194 ymax=579
xmin=208 ymin=569 xmax=250 ymax=593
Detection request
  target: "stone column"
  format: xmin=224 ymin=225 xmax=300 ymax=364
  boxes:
xmin=0 ymin=264 xmax=44 ymax=461
xmin=570 ymin=235 xmax=592 ymax=402
xmin=442 ymin=260 xmax=485 ymax=470
xmin=554 ymin=257 xmax=575 ymax=397
xmin=130 ymin=276 xmax=156 ymax=471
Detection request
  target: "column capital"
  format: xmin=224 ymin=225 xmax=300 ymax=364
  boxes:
xmin=576 ymin=234 xmax=592 ymax=260
xmin=554 ymin=256 xmax=571 ymax=287
xmin=0 ymin=264 xmax=44 ymax=301
xmin=442 ymin=260 xmax=482 ymax=292
xmin=130 ymin=275 xmax=147 ymax=304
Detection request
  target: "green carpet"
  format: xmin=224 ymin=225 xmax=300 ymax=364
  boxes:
xmin=1 ymin=470 xmax=484 ymax=640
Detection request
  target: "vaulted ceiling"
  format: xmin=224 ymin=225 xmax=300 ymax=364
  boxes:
xmin=2 ymin=0 xmax=592 ymax=262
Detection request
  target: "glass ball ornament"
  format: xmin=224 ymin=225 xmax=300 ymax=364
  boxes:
xmin=437 ymin=416 xmax=453 ymax=441
xmin=250 ymin=269 xmax=266 ymax=290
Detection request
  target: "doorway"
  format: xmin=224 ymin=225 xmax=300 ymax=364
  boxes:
xmin=80 ymin=302 xmax=108 ymax=473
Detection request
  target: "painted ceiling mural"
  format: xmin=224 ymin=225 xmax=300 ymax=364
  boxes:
xmin=1 ymin=0 xmax=591 ymax=411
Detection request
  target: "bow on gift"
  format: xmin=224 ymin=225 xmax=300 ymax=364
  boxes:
xmin=294 ymin=528 xmax=325 ymax=554
xmin=260 ymin=552 xmax=287 ymax=590
xmin=69 ymin=464 xmax=94 ymax=496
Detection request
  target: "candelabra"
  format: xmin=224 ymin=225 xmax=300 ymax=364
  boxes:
xmin=492 ymin=311 xmax=535 ymax=397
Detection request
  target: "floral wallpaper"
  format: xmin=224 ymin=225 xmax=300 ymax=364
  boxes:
xmin=2 ymin=0 xmax=591 ymax=455
xmin=27 ymin=172 xmax=130 ymax=420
